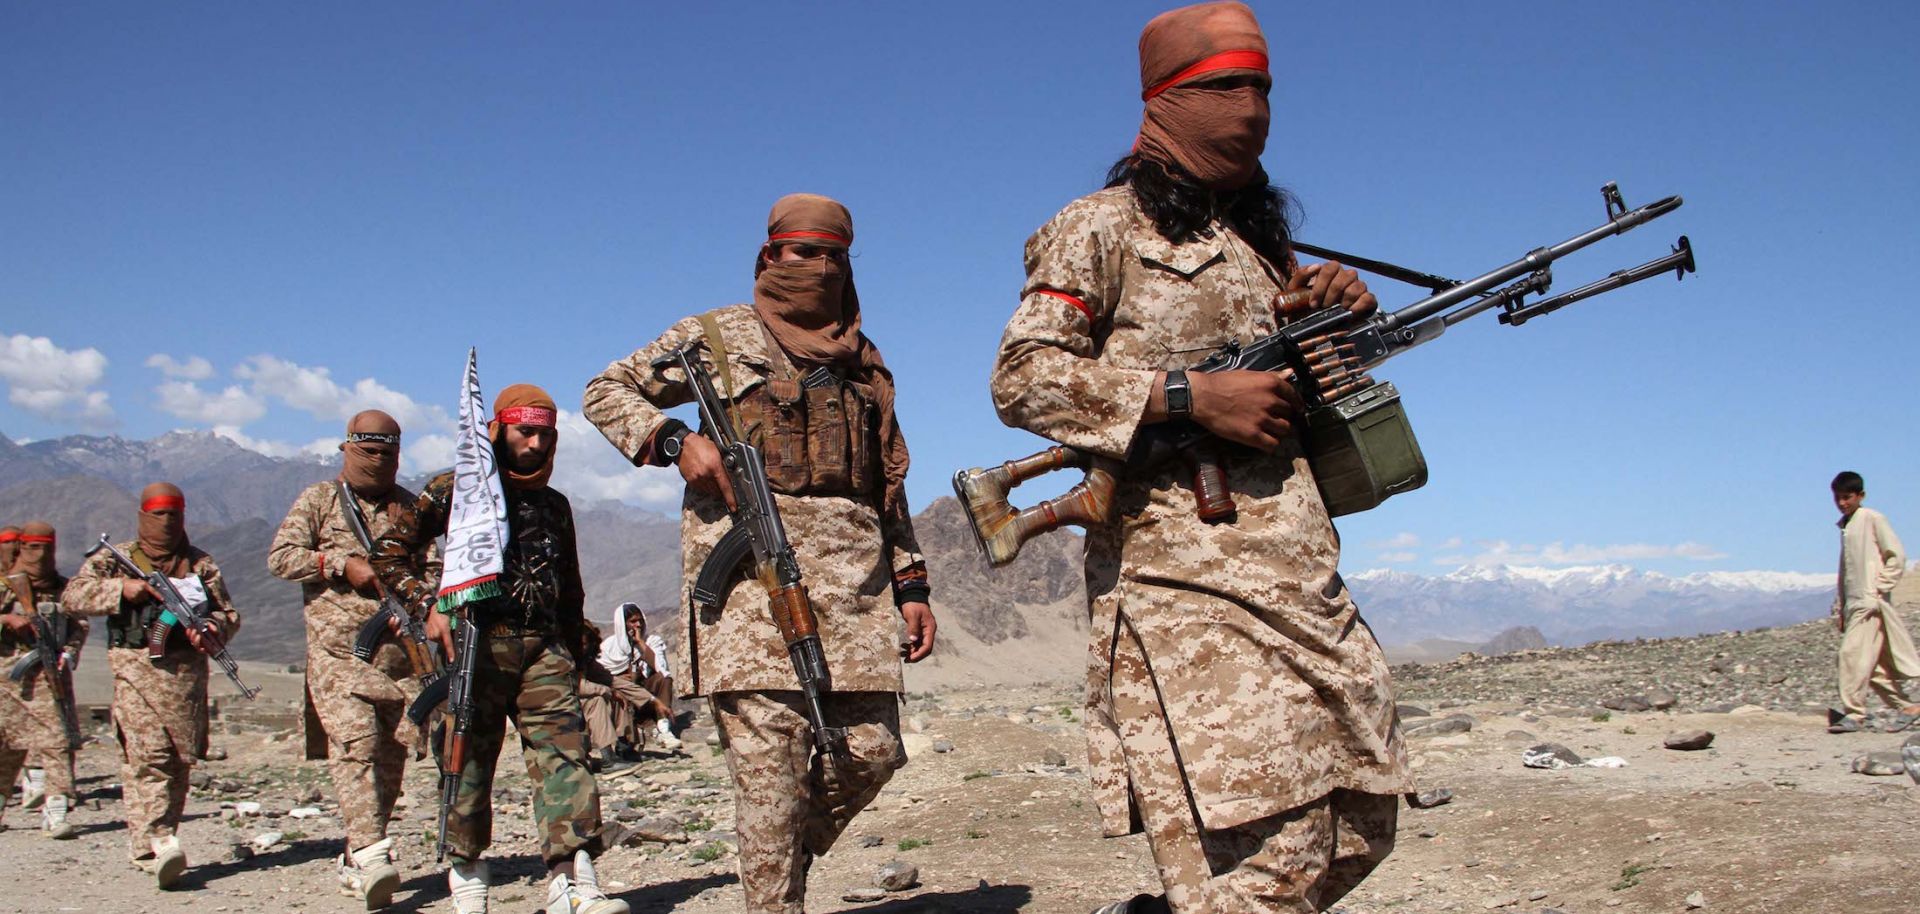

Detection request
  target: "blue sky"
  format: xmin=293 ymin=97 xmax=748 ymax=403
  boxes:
xmin=3 ymin=2 xmax=1915 ymax=577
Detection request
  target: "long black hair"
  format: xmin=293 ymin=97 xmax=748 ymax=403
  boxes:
xmin=1105 ymin=154 xmax=1300 ymax=280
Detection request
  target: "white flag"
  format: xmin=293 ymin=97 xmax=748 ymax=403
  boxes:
xmin=436 ymin=348 xmax=509 ymax=612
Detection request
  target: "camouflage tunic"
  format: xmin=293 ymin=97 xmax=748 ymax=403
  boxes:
xmin=582 ymin=304 xmax=925 ymax=697
xmin=0 ymin=573 xmax=87 ymax=803
xmin=989 ymin=187 xmax=1411 ymax=840
xmin=63 ymin=544 xmax=240 ymax=856
xmin=268 ymin=480 xmax=437 ymax=849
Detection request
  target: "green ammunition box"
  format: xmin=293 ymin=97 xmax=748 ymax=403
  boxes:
xmin=1307 ymin=381 xmax=1428 ymax=517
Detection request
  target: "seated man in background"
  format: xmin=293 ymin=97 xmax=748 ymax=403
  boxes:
xmin=599 ymin=603 xmax=680 ymax=751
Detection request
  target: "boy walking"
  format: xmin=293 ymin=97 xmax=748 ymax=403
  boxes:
xmin=1828 ymin=471 xmax=1920 ymax=733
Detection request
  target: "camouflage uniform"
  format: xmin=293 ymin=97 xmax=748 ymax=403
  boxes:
xmin=989 ymin=188 xmax=1412 ymax=913
xmin=584 ymin=303 xmax=927 ymax=914
xmin=63 ymin=544 xmax=240 ymax=859
xmin=0 ymin=573 xmax=86 ymax=816
xmin=269 ymin=480 xmax=438 ymax=851
xmin=370 ymin=471 xmax=602 ymax=867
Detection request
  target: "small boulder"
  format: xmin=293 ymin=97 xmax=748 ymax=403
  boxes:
xmin=1406 ymin=714 xmax=1474 ymax=737
xmin=1522 ymin=743 xmax=1585 ymax=770
xmin=1040 ymin=747 xmax=1067 ymax=767
xmin=1852 ymin=750 xmax=1906 ymax=776
xmin=1646 ymin=689 xmax=1679 ymax=710
xmin=1664 ymin=731 xmax=1715 ymax=751
xmin=931 ymin=739 xmax=955 ymax=754
xmin=1406 ymin=788 xmax=1454 ymax=809
xmin=1396 ymin=704 xmax=1432 ymax=719
xmin=875 ymin=859 xmax=920 ymax=892
xmin=842 ymin=888 xmax=888 ymax=903
xmin=249 ymin=831 xmax=284 ymax=853
xmin=1685 ymin=890 xmax=1707 ymax=908
xmin=858 ymin=834 xmax=885 ymax=848
xmin=190 ymin=771 xmax=214 ymax=790
xmin=1600 ymin=695 xmax=1651 ymax=713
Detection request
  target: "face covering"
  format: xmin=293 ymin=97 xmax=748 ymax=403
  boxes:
xmin=341 ymin=409 xmax=403 ymax=498
xmin=137 ymin=482 xmax=193 ymax=576
xmin=1133 ymin=1 xmax=1273 ymax=190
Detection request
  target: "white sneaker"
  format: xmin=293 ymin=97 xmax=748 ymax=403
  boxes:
xmin=41 ymin=793 xmax=76 ymax=840
xmin=152 ymin=835 xmax=188 ymax=889
xmin=654 ymin=719 xmax=683 ymax=751
xmin=20 ymin=768 xmax=46 ymax=810
xmin=448 ymin=860 xmax=490 ymax=914
xmin=545 ymin=850 xmax=629 ymax=914
xmin=340 ymin=837 xmax=401 ymax=909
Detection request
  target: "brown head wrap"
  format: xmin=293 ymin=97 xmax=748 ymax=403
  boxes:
xmin=341 ymin=409 xmax=403 ymax=498
xmin=489 ymin=384 xmax=558 ymax=491
xmin=0 ymin=526 xmax=18 ymax=577
xmin=137 ymin=482 xmax=193 ymax=576
xmin=8 ymin=521 xmax=58 ymax=591
xmin=1135 ymin=1 xmax=1271 ymax=190
xmin=749 ymin=193 xmax=912 ymax=519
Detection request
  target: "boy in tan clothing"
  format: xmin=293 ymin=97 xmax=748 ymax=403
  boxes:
xmin=1828 ymin=471 xmax=1920 ymax=733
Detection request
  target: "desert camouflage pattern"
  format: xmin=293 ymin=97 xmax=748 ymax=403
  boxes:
xmin=0 ymin=573 xmax=86 ymax=809
xmin=268 ymin=480 xmax=438 ymax=849
xmin=63 ymin=543 xmax=240 ymax=858
xmin=711 ymin=689 xmax=905 ymax=914
xmin=989 ymin=188 xmax=1411 ymax=848
xmin=583 ymin=304 xmax=923 ymax=696
xmin=442 ymin=631 xmax=603 ymax=867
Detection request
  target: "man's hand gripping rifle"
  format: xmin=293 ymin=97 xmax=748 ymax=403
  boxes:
xmin=86 ymin=534 xmax=260 ymax=699
xmin=653 ymin=342 xmax=849 ymax=765
xmin=956 ymin=182 xmax=1697 ymax=567
xmin=5 ymin=580 xmax=84 ymax=749
xmin=405 ymin=607 xmax=476 ymax=863
xmin=342 ymin=481 xmax=446 ymax=693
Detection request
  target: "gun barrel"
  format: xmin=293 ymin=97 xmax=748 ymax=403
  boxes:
xmin=1380 ymin=192 xmax=1682 ymax=332
xmin=1502 ymin=236 xmax=1695 ymax=326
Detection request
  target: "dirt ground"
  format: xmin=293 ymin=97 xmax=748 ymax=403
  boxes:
xmin=3 ymin=673 xmax=1916 ymax=914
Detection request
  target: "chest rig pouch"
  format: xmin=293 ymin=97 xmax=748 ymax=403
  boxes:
xmin=698 ymin=313 xmax=880 ymax=499
xmin=105 ymin=547 xmax=191 ymax=652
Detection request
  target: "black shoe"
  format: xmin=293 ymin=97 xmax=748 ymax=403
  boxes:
xmin=594 ymin=748 xmax=637 ymax=776
xmin=1829 ymin=715 xmax=1864 ymax=734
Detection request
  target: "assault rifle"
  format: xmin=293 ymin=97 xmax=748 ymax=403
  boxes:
xmin=342 ymin=481 xmax=445 ymax=692
xmin=653 ymin=342 xmax=849 ymax=764
xmin=87 ymin=534 xmax=260 ymax=699
xmin=406 ymin=610 xmax=476 ymax=862
xmin=5 ymin=577 xmax=83 ymax=749
xmin=955 ymin=182 xmax=1696 ymax=566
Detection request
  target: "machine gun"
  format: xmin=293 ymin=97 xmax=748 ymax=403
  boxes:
xmin=341 ymin=481 xmax=445 ymax=692
xmin=955 ymin=182 xmax=1696 ymax=566
xmin=5 ymin=578 xmax=83 ymax=749
xmin=653 ymin=342 xmax=849 ymax=765
xmin=87 ymin=534 xmax=260 ymax=699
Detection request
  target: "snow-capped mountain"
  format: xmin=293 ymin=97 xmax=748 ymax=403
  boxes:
xmin=1348 ymin=564 xmax=1832 ymax=648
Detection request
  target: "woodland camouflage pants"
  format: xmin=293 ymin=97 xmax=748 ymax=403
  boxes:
xmin=443 ymin=632 xmax=602 ymax=867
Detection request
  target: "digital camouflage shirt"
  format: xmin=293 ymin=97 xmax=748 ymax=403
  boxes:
xmin=989 ymin=187 xmax=1411 ymax=835
xmin=583 ymin=304 xmax=927 ymax=696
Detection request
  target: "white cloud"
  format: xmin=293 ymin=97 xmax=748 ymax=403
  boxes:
xmin=404 ymin=433 xmax=457 ymax=477
xmin=234 ymin=355 xmax=451 ymax=434
xmin=1369 ymin=532 xmax=1421 ymax=549
xmin=1375 ymin=551 xmax=1418 ymax=564
xmin=550 ymin=409 xmax=682 ymax=511
xmin=1435 ymin=539 xmax=1728 ymax=568
xmin=0 ymin=333 xmax=115 ymax=428
xmin=155 ymin=380 xmax=267 ymax=426
xmin=212 ymin=426 xmax=337 ymax=461
xmin=144 ymin=353 xmax=214 ymax=380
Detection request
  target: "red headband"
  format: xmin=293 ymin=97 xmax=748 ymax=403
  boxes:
xmin=142 ymin=495 xmax=186 ymax=513
xmin=0 ymin=531 xmax=16 ymax=543
xmin=1143 ymin=49 xmax=1269 ymax=100
xmin=18 ymin=534 xmax=54 ymax=545
xmin=768 ymin=230 xmax=850 ymax=245
xmin=495 ymin=406 xmax=557 ymax=428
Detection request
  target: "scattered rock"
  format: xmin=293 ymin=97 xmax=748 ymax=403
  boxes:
xmin=1904 ymin=735 xmax=1920 ymax=784
xmin=1600 ymin=695 xmax=1652 ymax=713
xmin=1522 ymin=744 xmax=1585 ymax=769
xmin=190 ymin=771 xmax=214 ymax=790
xmin=288 ymin=806 xmax=323 ymax=819
xmin=1040 ymin=747 xmax=1067 ymax=767
xmin=1406 ymin=714 xmax=1474 ymax=737
xmin=875 ymin=859 xmax=920 ymax=891
xmin=1728 ymin=704 xmax=1767 ymax=715
xmin=842 ymin=888 xmax=888 ymax=903
xmin=233 ymin=801 xmax=263 ymax=816
xmin=1686 ymin=890 xmax=1707 ymax=908
xmin=249 ymin=831 xmax=284 ymax=853
xmin=1646 ymin=688 xmax=1678 ymax=710
xmin=204 ymin=746 xmax=229 ymax=761
xmin=932 ymin=739 xmax=955 ymax=754
xmin=298 ymin=787 xmax=323 ymax=804
xmin=1585 ymin=756 xmax=1628 ymax=768
xmin=1407 ymin=788 xmax=1454 ymax=808
xmin=622 ymin=817 xmax=692 ymax=844
xmin=1664 ymin=730 xmax=1715 ymax=751
xmin=1852 ymin=750 xmax=1906 ymax=776
xmin=226 ymin=842 xmax=254 ymax=862
xmin=1397 ymin=704 xmax=1432 ymax=719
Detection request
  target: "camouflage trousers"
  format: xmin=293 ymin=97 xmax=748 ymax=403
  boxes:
xmin=308 ymin=650 xmax=417 ymax=851
xmin=444 ymin=631 xmax=602 ymax=867
xmin=579 ymin=668 xmax=656 ymax=753
xmin=1112 ymin=622 xmax=1397 ymax=913
xmin=711 ymin=690 xmax=905 ymax=914
xmin=0 ymin=683 xmax=78 ymax=822
xmin=0 ymin=749 xmax=75 ymax=826
xmin=116 ymin=723 xmax=192 ymax=859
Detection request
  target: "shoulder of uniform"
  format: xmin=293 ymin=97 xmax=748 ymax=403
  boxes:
xmin=1031 ymin=188 xmax=1137 ymax=247
xmin=697 ymin=304 xmax=774 ymax=365
xmin=299 ymin=480 xmax=337 ymax=503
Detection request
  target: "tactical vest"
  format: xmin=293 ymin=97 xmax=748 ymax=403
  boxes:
xmin=699 ymin=312 xmax=881 ymax=500
xmin=106 ymin=546 xmax=183 ymax=650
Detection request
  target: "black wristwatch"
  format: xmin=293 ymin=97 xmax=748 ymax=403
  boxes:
xmin=1164 ymin=370 xmax=1193 ymax=421
xmin=656 ymin=421 xmax=693 ymax=465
